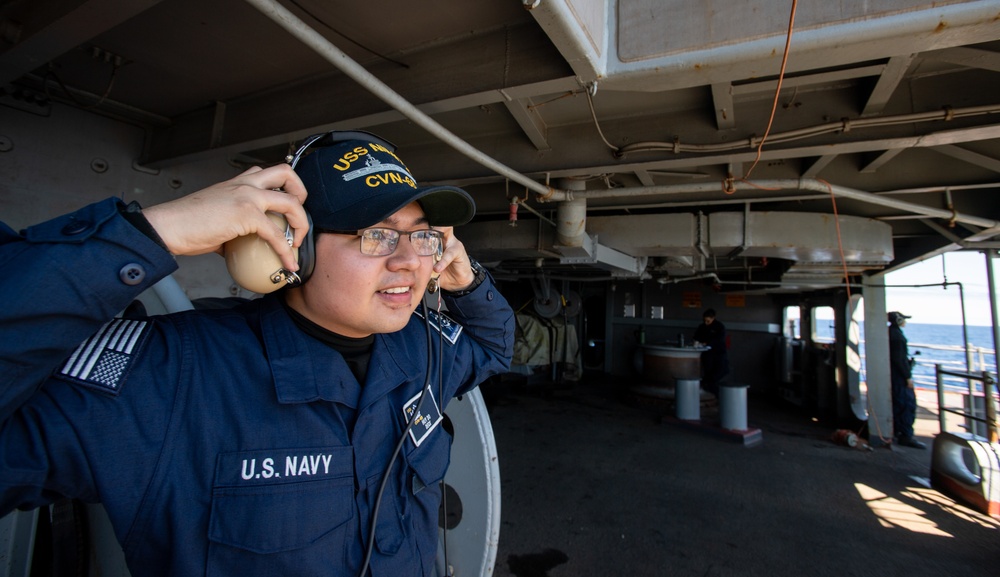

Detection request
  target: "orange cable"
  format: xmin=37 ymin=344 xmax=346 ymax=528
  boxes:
xmin=817 ymin=178 xmax=852 ymax=300
xmin=819 ymin=177 xmax=894 ymax=445
xmin=743 ymin=0 xmax=798 ymax=182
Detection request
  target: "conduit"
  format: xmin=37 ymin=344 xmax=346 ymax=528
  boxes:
xmin=243 ymin=0 xmax=555 ymax=200
xmin=542 ymin=179 xmax=1000 ymax=231
xmin=616 ymin=104 xmax=1000 ymax=156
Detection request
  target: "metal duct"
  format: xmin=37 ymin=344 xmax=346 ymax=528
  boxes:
xmin=555 ymin=179 xmax=589 ymax=257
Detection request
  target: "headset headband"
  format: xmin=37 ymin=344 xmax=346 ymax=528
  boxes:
xmin=285 ymin=130 xmax=397 ymax=169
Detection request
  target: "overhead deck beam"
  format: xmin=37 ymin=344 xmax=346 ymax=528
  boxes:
xmin=143 ymin=72 xmax=580 ymax=166
xmin=932 ymin=144 xmax=1000 ymax=174
xmin=862 ymin=54 xmax=915 ymax=116
xmin=802 ymin=154 xmax=837 ymax=178
xmin=711 ymin=83 xmax=735 ymax=130
xmin=730 ymin=64 xmax=886 ymax=97
xmin=926 ymin=46 xmax=1000 ymax=73
xmin=860 ymin=149 xmax=904 ymax=174
xmin=502 ymin=96 xmax=551 ymax=151
xmin=142 ymin=22 xmax=574 ymax=165
xmin=0 ymin=0 xmax=163 ymax=85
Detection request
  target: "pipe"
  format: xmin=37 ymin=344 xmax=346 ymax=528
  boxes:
xmin=542 ymin=178 xmax=1000 ymax=230
xmin=247 ymin=0 xmax=1000 ymax=237
xmin=657 ymin=273 xmax=720 ymax=286
xmin=244 ymin=0 xmax=554 ymax=200
xmin=615 ymin=104 xmax=1000 ymax=157
xmin=514 ymin=198 xmax=556 ymax=226
xmin=556 ymin=179 xmax=587 ymax=247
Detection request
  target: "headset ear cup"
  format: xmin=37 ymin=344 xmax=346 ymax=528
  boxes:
xmin=296 ymin=212 xmax=316 ymax=285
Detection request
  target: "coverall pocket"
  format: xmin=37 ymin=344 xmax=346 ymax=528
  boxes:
xmin=207 ymin=447 xmax=355 ymax=572
xmin=405 ymin=425 xmax=451 ymax=492
xmin=367 ymin=426 xmax=451 ymax=557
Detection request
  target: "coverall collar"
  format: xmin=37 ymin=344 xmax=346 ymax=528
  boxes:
xmin=258 ymin=294 xmax=359 ymax=408
xmin=257 ymin=295 xmax=424 ymax=410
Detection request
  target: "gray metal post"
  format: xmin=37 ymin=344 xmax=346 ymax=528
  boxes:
xmin=863 ymin=273 xmax=894 ymax=446
xmin=985 ymin=251 xmax=1000 ymax=381
xmin=984 ymin=251 xmax=1000 ymax=442
xmin=936 ymin=365 xmax=947 ymax=433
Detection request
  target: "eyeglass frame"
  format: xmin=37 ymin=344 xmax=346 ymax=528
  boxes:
xmin=315 ymin=226 xmax=445 ymax=257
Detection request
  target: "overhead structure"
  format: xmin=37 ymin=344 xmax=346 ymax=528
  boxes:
xmin=3 ymin=1 xmax=1000 ymax=285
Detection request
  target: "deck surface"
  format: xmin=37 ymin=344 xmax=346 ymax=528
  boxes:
xmin=479 ymin=378 xmax=998 ymax=577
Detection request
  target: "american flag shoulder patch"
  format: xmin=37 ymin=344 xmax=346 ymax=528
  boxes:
xmin=58 ymin=318 xmax=150 ymax=394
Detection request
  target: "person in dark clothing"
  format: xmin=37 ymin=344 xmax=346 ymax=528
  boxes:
xmin=0 ymin=131 xmax=515 ymax=576
xmin=889 ymin=311 xmax=926 ymax=449
xmin=693 ymin=308 xmax=730 ymax=396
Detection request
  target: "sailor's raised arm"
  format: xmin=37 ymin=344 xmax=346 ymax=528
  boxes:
xmin=0 ymin=164 xmax=309 ymax=419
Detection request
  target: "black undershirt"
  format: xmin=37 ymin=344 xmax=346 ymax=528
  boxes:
xmin=280 ymin=298 xmax=374 ymax=384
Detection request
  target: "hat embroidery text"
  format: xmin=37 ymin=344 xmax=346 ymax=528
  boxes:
xmin=333 ymin=143 xmax=417 ymax=189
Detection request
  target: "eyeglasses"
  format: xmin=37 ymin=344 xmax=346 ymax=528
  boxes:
xmin=319 ymin=227 xmax=444 ymax=257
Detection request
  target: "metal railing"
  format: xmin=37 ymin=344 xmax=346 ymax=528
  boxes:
xmin=935 ymin=365 xmax=999 ymax=442
xmin=910 ymin=341 xmax=995 ymax=391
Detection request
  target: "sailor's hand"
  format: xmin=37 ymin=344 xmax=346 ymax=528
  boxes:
xmin=143 ymin=165 xmax=309 ymax=272
xmin=431 ymin=227 xmax=477 ymax=292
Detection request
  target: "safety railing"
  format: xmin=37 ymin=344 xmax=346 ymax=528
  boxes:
xmin=911 ymin=341 xmax=995 ymax=391
xmin=935 ymin=365 xmax=999 ymax=442
xmin=858 ymin=341 xmax=996 ymax=395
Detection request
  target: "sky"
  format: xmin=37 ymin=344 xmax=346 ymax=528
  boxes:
xmin=884 ymin=251 xmax=999 ymax=326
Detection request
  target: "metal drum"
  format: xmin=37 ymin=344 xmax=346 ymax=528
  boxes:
xmin=641 ymin=344 xmax=707 ymax=382
xmin=630 ymin=344 xmax=710 ymax=410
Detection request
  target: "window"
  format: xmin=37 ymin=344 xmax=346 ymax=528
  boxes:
xmin=812 ymin=306 xmax=835 ymax=343
xmin=783 ymin=306 xmax=801 ymax=339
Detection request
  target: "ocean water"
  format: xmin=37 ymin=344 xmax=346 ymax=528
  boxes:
xmin=898 ymin=323 xmax=997 ymax=391
xmin=847 ymin=322 xmax=998 ymax=392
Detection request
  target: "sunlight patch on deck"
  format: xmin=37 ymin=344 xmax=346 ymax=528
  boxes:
xmin=855 ymin=483 xmax=952 ymax=537
xmin=903 ymin=487 xmax=1000 ymax=530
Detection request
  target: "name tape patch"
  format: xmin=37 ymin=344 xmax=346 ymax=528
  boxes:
xmin=219 ymin=447 xmax=352 ymax=487
xmin=402 ymin=386 xmax=443 ymax=447
xmin=413 ymin=308 xmax=462 ymax=345
xmin=59 ymin=318 xmax=149 ymax=394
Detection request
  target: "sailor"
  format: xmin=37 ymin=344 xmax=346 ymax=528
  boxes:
xmin=693 ymin=308 xmax=730 ymax=396
xmin=888 ymin=311 xmax=925 ymax=449
xmin=0 ymin=131 xmax=514 ymax=576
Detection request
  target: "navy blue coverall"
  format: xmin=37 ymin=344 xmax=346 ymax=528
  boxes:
xmin=889 ymin=322 xmax=916 ymax=440
xmin=693 ymin=319 xmax=730 ymax=396
xmin=0 ymin=198 xmax=515 ymax=576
